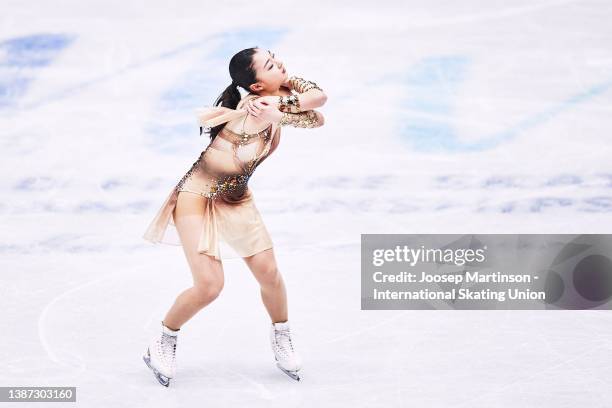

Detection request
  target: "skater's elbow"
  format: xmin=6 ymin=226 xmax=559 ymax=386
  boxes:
xmin=314 ymin=111 xmax=325 ymax=127
xmin=308 ymin=90 xmax=327 ymax=108
xmin=317 ymin=92 xmax=328 ymax=107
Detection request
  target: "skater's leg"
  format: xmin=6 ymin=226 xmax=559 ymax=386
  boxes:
xmin=243 ymin=247 xmax=288 ymax=323
xmin=243 ymin=248 xmax=301 ymax=380
xmin=163 ymin=192 xmax=225 ymax=330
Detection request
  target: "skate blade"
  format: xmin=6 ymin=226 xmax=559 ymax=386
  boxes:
xmin=143 ymin=349 xmax=171 ymax=387
xmin=276 ymin=362 xmax=301 ymax=381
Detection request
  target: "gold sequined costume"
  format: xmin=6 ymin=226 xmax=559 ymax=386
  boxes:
xmin=143 ymin=78 xmax=323 ymax=260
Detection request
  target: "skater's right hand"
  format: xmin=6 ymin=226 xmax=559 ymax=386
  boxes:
xmin=246 ymin=97 xmax=283 ymax=124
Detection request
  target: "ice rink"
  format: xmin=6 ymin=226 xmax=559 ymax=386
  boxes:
xmin=2 ymin=0 xmax=612 ymax=406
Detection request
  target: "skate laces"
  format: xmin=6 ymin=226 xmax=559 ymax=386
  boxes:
xmin=274 ymin=327 xmax=294 ymax=359
xmin=159 ymin=333 xmax=177 ymax=366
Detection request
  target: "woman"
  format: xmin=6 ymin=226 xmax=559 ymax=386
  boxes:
xmin=141 ymin=46 xmax=327 ymax=386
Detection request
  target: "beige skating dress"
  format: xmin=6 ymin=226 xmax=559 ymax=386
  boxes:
xmin=142 ymin=94 xmax=283 ymax=260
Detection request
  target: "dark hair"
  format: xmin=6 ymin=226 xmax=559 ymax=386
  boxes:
xmin=201 ymin=47 xmax=259 ymax=141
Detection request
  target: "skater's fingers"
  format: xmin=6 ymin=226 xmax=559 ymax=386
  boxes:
xmin=245 ymin=102 xmax=259 ymax=117
xmin=249 ymin=100 xmax=261 ymax=112
xmin=252 ymin=100 xmax=267 ymax=109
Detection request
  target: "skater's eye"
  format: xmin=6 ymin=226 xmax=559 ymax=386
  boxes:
xmin=267 ymin=51 xmax=275 ymax=70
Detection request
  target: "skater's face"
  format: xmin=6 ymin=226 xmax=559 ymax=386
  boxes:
xmin=248 ymin=48 xmax=288 ymax=94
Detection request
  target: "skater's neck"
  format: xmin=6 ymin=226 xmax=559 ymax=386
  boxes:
xmin=252 ymin=86 xmax=288 ymax=97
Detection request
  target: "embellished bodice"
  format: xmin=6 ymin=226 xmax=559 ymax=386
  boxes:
xmin=175 ymin=98 xmax=280 ymax=202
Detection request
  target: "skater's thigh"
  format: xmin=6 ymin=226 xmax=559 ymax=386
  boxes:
xmin=173 ymin=192 xmax=224 ymax=287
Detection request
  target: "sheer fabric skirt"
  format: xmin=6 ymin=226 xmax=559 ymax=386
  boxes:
xmin=142 ymin=186 xmax=274 ymax=261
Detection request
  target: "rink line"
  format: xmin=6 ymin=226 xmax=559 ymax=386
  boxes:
xmin=21 ymin=27 xmax=285 ymax=111
xmin=36 ymin=264 xmax=174 ymax=395
xmin=450 ymin=340 xmax=610 ymax=408
xmin=531 ymin=326 xmax=610 ymax=390
xmin=37 ymin=262 xmax=275 ymax=395
xmin=21 ymin=35 xmax=214 ymax=111
xmin=38 ymin=266 xmax=145 ymax=363
xmin=222 ymin=369 xmax=275 ymax=400
xmin=401 ymin=68 xmax=612 ymax=152
xmin=316 ymin=311 xmax=409 ymax=345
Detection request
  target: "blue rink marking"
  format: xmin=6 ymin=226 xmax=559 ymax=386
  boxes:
xmin=399 ymin=55 xmax=612 ymax=153
xmin=398 ymin=55 xmax=471 ymax=152
xmin=481 ymin=78 xmax=612 ymax=150
xmin=0 ymin=33 xmax=74 ymax=108
xmin=14 ymin=29 xmax=285 ymax=110
xmin=158 ymin=28 xmax=286 ymax=113
xmin=146 ymin=28 xmax=287 ymax=154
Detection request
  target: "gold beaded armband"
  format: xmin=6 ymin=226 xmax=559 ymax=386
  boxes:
xmin=279 ymin=110 xmax=319 ymax=128
xmin=287 ymin=76 xmax=323 ymax=93
xmin=278 ymin=94 xmax=301 ymax=113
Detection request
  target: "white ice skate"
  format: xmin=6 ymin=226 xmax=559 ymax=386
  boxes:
xmin=143 ymin=321 xmax=179 ymax=387
xmin=270 ymin=320 xmax=302 ymax=381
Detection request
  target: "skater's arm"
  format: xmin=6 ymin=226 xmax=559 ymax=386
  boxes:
xmin=279 ymin=76 xmax=327 ymax=111
xmin=278 ymin=110 xmax=324 ymax=128
xmin=246 ymin=94 xmax=325 ymax=128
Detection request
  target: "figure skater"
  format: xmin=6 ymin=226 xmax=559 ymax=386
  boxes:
xmin=141 ymin=46 xmax=327 ymax=386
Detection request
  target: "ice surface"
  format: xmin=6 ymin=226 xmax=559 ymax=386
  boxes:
xmin=1 ymin=0 xmax=612 ymax=406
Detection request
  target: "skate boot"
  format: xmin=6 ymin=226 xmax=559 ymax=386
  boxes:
xmin=143 ymin=321 xmax=179 ymax=387
xmin=270 ymin=320 xmax=302 ymax=381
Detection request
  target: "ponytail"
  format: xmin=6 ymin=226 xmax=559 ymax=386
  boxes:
xmin=201 ymin=47 xmax=258 ymax=141
xmin=200 ymin=82 xmax=242 ymax=139
xmin=216 ymin=82 xmax=242 ymax=109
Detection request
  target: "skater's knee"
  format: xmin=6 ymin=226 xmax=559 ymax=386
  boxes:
xmin=257 ymin=265 xmax=282 ymax=289
xmin=189 ymin=257 xmax=224 ymax=301
xmin=192 ymin=277 xmax=224 ymax=304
